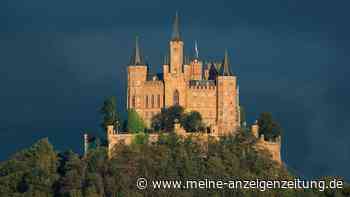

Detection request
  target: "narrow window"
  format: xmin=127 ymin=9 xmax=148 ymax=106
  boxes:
xmin=157 ymin=95 xmax=160 ymax=108
xmin=132 ymin=95 xmax=136 ymax=108
xmin=151 ymin=95 xmax=155 ymax=108
xmin=173 ymin=90 xmax=179 ymax=105
xmin=145 ymin=95 xmax=149 ymax=108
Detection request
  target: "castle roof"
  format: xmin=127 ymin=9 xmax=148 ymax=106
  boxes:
xmin=220 ymin=50 xmax=232 ymax=76
xmin=171 ymin=12 xmax=181 ymax=41
xmin=130 ymin=36 xmax=144 ymax=65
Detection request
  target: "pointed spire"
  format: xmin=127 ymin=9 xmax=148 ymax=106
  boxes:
xmin=221 ymin=49 xmax=232 ymax=76
xmin=194 ymin=40 xmax=199 ymax=59
xmin=208 ymin=63 xmax=218 ymax=80
xmin=171 ymin=12 xmax=181 ymax=41
xmin=130 ymin=36 xmax=143 ymax=65
xmin=163 ymin=55 xmax=167 ymax=65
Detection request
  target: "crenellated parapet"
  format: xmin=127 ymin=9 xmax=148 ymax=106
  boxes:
xmin=106 ymin=124 xmax=220 ymax=158
xmin=188 ymin=80 xmax=216 ymax=90
xmin=107 ymin=121 xmax=282 ymax=166
xmin=144 ymin=80 xmax=164 ymax=87
xmin=251 ymin=122 xmax=282 ymax=165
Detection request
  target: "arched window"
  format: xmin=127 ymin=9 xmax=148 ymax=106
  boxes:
xmin=173 ymin=90 xmax=179 ymax=105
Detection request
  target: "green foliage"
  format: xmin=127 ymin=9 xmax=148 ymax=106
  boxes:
xmin=56 ymin=150 xmax=85 ymax=197
xmin=132 ymin=132 xmax=149 ymax=145
xmin=151 ymin=105 xmax=185 ymax=132
xmin=127 ymin=109 xmax=146 ymax=133
xmin=181 ymin=111 xmax=204 ymax=132
xmin=257 ymin=112 xmax=282 ymax=141
xmin=0 ymin=135 xmax=348 ymax=197
xmin=0 ymin=138 xmax=58 ymax=196
xmin=100 ymin=96 xmax=119 ymax=130
xmin=151 ymin=105 xmax=205 ymax=133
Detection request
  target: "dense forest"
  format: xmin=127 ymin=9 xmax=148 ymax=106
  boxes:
xmin=1 ymin=97 xmax=348 ymax=196
xmin=0 ymin=131 xmax=349 ymax=197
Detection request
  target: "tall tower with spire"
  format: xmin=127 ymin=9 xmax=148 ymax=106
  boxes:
xmin=163 ymin=13 xmax=188 ymax=107
xmin=169 ymin=12 xmax=184 ymax=74
xmin=127 ymin=36 xmax=148 ymax=111
xmin=217 ymin=50 xmax=239 ymax=135
xmin=130 ymin=36 xmax=143 ymax=65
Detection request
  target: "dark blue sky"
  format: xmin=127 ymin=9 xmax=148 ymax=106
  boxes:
xmin=1 ymin=0 xmax=349 ymax=180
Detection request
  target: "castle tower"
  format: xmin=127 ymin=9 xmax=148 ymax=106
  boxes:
xmin=164 ymin=12 xmax=187 ymax=107
xmin=127 ymin=36 xmax=148 ymax=112
xmin=216 ymin=50 xmax=239 ymax=135
xmin=189 ymin=41 xmax=203 ymax=80
xmin=170 ymin=12 xmax=183 ymax=74
xmin=204 ymin=63 xmax=210 ymax=80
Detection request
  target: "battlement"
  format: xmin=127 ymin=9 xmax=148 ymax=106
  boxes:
xmin=144 ymin=80 xmax=164 ymax=87
xmin=106 ymin=124 xmax=219 ymax=158
xmin=188 ymin=80 xmax=216 ymax=90
xmin=251 ymin=123 xmax=282 ymax=164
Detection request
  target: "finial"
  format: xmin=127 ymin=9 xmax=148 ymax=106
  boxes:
xmin=224 ymin=49 xmax=229 ymax=66
xmin=171 ymin=11 xmax=181 ymax=41
xmin=221 ymin=49 xmax=232 ymax=76
xmin=163 ymin=55 xmax=167 ymax=65
xmin=194 ymin=40 xmax=199 ymax=59
xmin=130 ymin=35 xmax=143 ymax=65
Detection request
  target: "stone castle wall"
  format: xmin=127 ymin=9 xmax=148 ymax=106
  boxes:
xmin=255 ymin=136 xmax=282 ymax=165
xmin=106 ymin=124 xmax=282 ymax=165
xmin=251 ymin=123 xmax=282 ymax=164
xmin=217 ymin=76 xmax=239 ymax=135
xmin=186 ymin=83 xmax=217 ymax=127
xmin=136 ymin=80 xmax=164 ymax=126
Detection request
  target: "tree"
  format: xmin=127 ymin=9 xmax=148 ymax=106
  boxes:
xmin=151 ymin=105 xmax=185 ymax=132
xmin=56 ymin=150 xmax=85 ymax=197
xmin=257 ymin=112 xmax=282 ymax=141
xmin=127 ymin=109 xmax=146 ymax=133
xmin=100 ymin=96 xmax=119 ymax=130
xmin=181 ymin=111 xmax=204 ymax=132
xmin=2 ymin=134 xmax=350 ymax=196
xmin=0 ymin=138 xmax=59 ymax=196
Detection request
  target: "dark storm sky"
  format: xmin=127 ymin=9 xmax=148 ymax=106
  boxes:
xmin=1 ymin=0 xmax=349 ymax=180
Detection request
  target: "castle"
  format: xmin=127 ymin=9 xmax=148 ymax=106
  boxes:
xmin=105 ymin=13 xmax=282 ymax=164
xmin=127 ymin=13 xmax=240 ymax=135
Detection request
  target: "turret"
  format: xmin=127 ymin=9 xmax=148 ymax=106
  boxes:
xmin=216 ymin=50 xmax=238 ymax=135
xmin=219 ymin=49 xmax=232 ymax=76
xmin=127 ymin=36 xmax=147 ymax=109
xmin=189 ymin=41 xmax=202 ymax=80
xmin=169 ymin=12 xmax=184 ymax=74
xmin=251 ymin=120 xmax=259 ymax=138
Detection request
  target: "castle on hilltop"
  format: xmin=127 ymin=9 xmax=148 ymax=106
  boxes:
xmin=103 ymin=13 xmax=282 ymax=164
xmin=127 ymin=13 xmax=240 ymax=135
